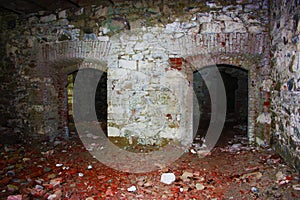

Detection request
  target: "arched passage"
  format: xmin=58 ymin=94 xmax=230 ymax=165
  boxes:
xmin=37 ymin=57 xmax=108 ymax=141
xmin=193 ymin=64 xmax=248 ymax=146
xmin=183 ymin=53 xmax=260 ymax=144
xmin=67 ymin=69 xmax=108 ymax=136
xmin=36 ymin=41 xmax=111 ymax=142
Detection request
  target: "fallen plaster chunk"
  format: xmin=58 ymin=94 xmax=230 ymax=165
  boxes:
xmin=127 ymin=186 xmax=137 ymax=192
xmin=181 ymin=171 xmax=193 ymax=182
xmin=195 ymin=183 xmax=205 ymax=190
xmin=160 ymin=173 xmax=176 ymax=184
xmin=190 ymin=149 xmax=197 ymax=154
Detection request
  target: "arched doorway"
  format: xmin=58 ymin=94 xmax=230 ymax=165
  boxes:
xmin=67 ymin=69 xmax=108 ymax=136
xmin=193 ymin=64 xmax=248 ymax=146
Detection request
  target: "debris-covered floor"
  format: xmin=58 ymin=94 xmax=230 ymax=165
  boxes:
xmin=1 ymin=128 xmax=300 ymax=200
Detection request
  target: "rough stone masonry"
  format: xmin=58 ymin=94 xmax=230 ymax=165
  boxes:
xmin=0 ymin=0 xmax=299 ymax=172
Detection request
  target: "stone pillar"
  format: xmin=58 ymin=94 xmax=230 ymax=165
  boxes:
xmin=57 ymin=74 xmax=69 ymax=139
xmin=42 ymin=77 xmax=59 ymax=142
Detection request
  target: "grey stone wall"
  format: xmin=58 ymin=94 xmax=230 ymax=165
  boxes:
xmin=0 ymin=0 xmax=269 ymax=145
xmin=270 ymin=0 xmax=300 ymax=172
xmin=0 ymin=13 xmax=32 ymax=138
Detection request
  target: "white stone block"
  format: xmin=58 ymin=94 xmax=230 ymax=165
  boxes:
xmin=107 ymin=59 xmax=118 ymax=69
xmin=206 ymin=2 xmax=217 ymax=8
xmin=216 ymin=14 xmax=233 ymax=21
xmin=143 ymin=33 xmax=155 ymax=41
xmin=108 ymin=127 xmax=120 ymax=137
xmin=107 ymin=112 xmax=124 ymax=121
xmin=248 ymin=26 xmax=263 ymax=34
xmin=109 ymin=68 xmax=129 ymax=79
xmin=173 ymin=33 xmax=185 ymax=39
xmin=224 ymin=21 xmax=246 ymax=33
xmin=119 ymin=60 xmax=137 ymax=71
xmin=128 ymin=35 xmax=140 ymax=41
xmin=201 ymin=22 xmax=223 ymax=33
xmin=110 ymin=106 xmax=125 ymax=114
xmin=181 ymin=22 xmax=198 ymax=29
xmin=97 ymin=36 xmax=110 ymax=41
xmin=132 ymin=53 xmax=144 ymax=61
xmin=165 ymin=22 xmax=181 ymax=33
xmin=197 ymin=14 xmax=213 ymax=23
xmin=134 ymin=41 xmax=148 ymax=51
xmin=122 ymin=40 xmax=135 ymax=49
xmin=138 ymin=61 xmax=156 ymax=72
xmin=120 ymin=126 xmax=141 ymax=137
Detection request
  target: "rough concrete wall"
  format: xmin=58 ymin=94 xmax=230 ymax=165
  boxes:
xmin=270 ymin=0 xmax=300 ymax=172
xmin=0 ymin=0 xmax=269 ymax=144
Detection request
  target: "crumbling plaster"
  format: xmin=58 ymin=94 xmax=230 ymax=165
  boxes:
xmin=1 ymin=0 xmax=270 ymax=146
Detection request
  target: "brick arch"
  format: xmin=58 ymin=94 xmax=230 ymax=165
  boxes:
xmin=39 ymin=41 xmax=111 ymax=63
xmin=183 ymin=53 xmax=258 ymax=71
xmin=36 ymin=41 xmax=110 ymax=140
xmin=183 ymin=52 xmax=262 ymax=143
xmin=37 ymin=40 xmax=111 ymax=75
xmin=52 ymin=59 xmax=108 ymax=75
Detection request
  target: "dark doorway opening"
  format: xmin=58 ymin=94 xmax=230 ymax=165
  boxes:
xmin=95 ymin=71 xmax=108 ymax=135
xmin=67 ymin=70 xmax=108 ymax=136
xmin=193 ymin=64 xmax=248 ymax=146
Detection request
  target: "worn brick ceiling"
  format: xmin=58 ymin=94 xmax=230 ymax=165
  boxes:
xmin=0 ymin=0 xmax=116 ymax=14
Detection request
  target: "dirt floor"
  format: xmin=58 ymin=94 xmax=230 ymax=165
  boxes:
xmin=1 ymin=127 xmax=300 ymax=200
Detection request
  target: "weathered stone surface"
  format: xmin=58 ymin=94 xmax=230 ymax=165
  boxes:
xmin=270 ymin=0 xmax=300 ymax=172
xmin=248 ymin=25 xmax=263 ymax=34
xmin=224 ymin=21 xmax=246 ymax=33
xmin=201 ymin=22 xmax=223 ymax=33
xmin=107 ymin=126 xmax=120 ymax=137
xmin=40 ymin=14 xmax=57 ymax=23
xmin=58 ymin=10 xmax=67 ymax=19
xmin=118 ymin=60 xmax=137 ymax=70
xmin=0 ymin=0 xmax=270 ymax=150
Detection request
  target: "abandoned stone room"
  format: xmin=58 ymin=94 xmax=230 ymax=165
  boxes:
xmin=0 ymin=0 xmax=300 ymax=199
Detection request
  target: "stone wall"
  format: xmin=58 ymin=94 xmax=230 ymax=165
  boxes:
xmin=0 ymin=0 xmax=269 ymax=145
xmin=0 ymin=13 xmax=32 ymax=139
xmin=270 ymin=0 xmax=300 ymax=171
xmin=0 ymin=14 xmax=16 ymax=129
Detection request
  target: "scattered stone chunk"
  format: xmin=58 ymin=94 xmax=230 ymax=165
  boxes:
xmin=160 ymin=173 xmax=176 ymax=184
